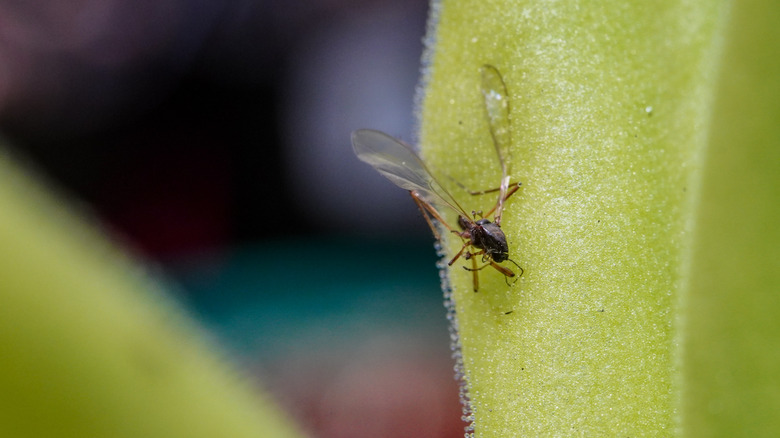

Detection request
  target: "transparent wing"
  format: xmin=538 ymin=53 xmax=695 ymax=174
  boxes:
xmin=480 ymin=64 xmax=513 ymax=220
xmin=351 ymin=129 xmax=469 ymax=216
xmin=480 ymin=64 xmax=512 ymax=175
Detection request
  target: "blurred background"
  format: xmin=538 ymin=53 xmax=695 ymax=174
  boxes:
xmin=0 ymin=0 xmax=465 ymax=436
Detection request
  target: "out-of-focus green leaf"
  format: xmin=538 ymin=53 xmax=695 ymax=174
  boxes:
xmin=0 ymin=148 xmax=303 ymax=438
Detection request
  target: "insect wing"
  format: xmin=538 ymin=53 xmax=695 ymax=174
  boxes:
xmin=351 ymin=129 xmax=467 ymax=215
xmin=480 ymin=64 xmax=513 ymax=221
xmin=480 ymin=64 xmax=512 ymax=174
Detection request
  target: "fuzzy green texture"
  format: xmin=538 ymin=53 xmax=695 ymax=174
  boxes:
xmin=0 ymin=149 xmax=303 ymax=437
xmin=682 ymin=1 xmax=780 ymax=435
xmin=420 ymin=0 xmax=779 ymax=436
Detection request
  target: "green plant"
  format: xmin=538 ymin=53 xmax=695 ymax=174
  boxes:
xmin=0 ymin=149 xmax=303 ymax=437
xmin=419 ymin=0 xmax=780 ymax=435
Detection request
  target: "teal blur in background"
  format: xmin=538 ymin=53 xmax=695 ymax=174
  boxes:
xmin=169 ymin=237 xmax=464 ymax=438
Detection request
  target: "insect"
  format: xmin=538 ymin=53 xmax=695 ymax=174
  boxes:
xmin=351 ymin=65 xmax=522 ymax=292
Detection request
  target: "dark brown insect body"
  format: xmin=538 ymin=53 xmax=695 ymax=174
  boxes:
xmin=445 ymin=189 xmax=522 ymax=290
xmin=458 ymin=216 xmax=509 ymax=263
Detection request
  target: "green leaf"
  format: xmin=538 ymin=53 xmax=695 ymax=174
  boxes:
xmin=419 ymin=0 xmax=779 ymax=435
xmin=681 ymin=1 xmax=780 ymax=435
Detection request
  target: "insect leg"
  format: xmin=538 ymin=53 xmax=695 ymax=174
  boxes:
xmin=462 ymin=181 xmax=521 ymax=196
xmin=462 ymin=260 xmax=490 ymax=272
xmin=505 ymin=258 xmax=524 ymax=277
xmin=448 ymin=241 xmax=471 ymax=266
xmin=410 ymin=191 xmax=457 ymax=240
xmin=448 ymin=242 xmax=481 ymax=291
xmin=483 ymin=182 xmax=522 ymax=224
xmin=471 ymin=253 xmax=479 ymax=292
xmin=488 ymin=261 xmax=516 ymax=278
xmin=463 ymin=259 xmax=518 ymax=288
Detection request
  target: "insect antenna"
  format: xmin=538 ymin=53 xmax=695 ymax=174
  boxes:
xmin=506 ymin=258 xmax=524 ymax=278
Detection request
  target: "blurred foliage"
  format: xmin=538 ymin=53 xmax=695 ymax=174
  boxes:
xmin=0 ymin=148 xmax=303 ymax=437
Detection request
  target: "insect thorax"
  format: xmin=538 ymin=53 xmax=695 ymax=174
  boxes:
xmin=473 ymin=220 xmax=509 ymax=262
